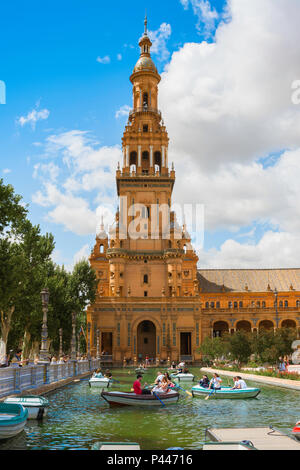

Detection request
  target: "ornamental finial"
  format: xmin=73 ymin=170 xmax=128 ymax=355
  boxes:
xmin=144 ymin=12 xmax=148 ymax=35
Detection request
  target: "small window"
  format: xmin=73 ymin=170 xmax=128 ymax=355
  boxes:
xmin=262 ymin=301 xmax=266 ymax=308
xmin=144 ymin=291 xmax=148 ymax=297
xmin=228 ymin=302 xmax=233 ymax=308
xmin=205 ymin=302 xmax=209 ymax=309
xmin=210 ymin=302 xmax=215 ymax=309
xmin=144 ymin=338 xmax=148 ymax=344
xmin=234 ymin=302 xmax=238 ymax=309
xmin=239 ymin=301 xmax=243 ymax=308
xmin=279 ymin=301 xmax=283 ymax=307
xmin=100 ymin=245 xmax=104 ymax=254
xmin=144 ymin=274 xmax=148 ymax=284
xmin=284 ymin=300 xmax=288 ymax=307
xmin=257 ymin=301 xmax=260 ymax=308
xmin=143 ymin=125 xmax=148 ymax=133
xmin=216 ymin=302 xmax=220 ymax=308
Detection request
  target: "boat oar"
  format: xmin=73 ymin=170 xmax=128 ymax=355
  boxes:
xmin=110 ymin=378 xmax=120 ymax=384
xmin=205 ymin=388 xmax=216 ymax=400
xmin=172 ymin=384 xmax=193 ymax=397
xmin=153 ymin=391 xmax=166 ymax=407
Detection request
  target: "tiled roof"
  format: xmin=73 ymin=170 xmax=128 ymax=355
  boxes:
xmin=197 ymin=269 xmax=300 ymax=293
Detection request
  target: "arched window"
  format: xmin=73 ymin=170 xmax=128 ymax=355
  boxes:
xmin=144 ymin=274 xmax=148 ymax=284
xmin=100 ymin=245 xmax=104 ymax=254
xmin=284 ymin=300 xmax=288 ymax=308
xmin=210 ymin=302 xmax=215 ymax=309
xmin=239 ymin=301 xmax=243 ymax=308
xmin=216 ymin=301 xmax=220 ymax=308
xmin=154 ymin=151 xmax=162 ymax=169
xmin=143 ymin=93 xmax=148 ymax=108
xmin=205 ymin=302 xmax=209 ymax=309
xmin=297 ymin=300 xmax=300 ymax=308
xmin=234 ymin=301 xmax=238 ymax=309
xmin=130 ymin=151 xmax=137 ymax=166
xmin=228 ymin=301 xmax=233 ymax=309
xmin=262 ymin=301 xmax=266 ymax=308
xmin=279 ymin=301 xmax=283 ymax=308
xmin=257 ymin=301 xmax=261 ymax=308
xmin=183 ymin=245 xmax=187 ymax=254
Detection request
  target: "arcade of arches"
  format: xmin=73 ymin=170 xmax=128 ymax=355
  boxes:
xmin=86 ymin=20 xmax=300 ymax=364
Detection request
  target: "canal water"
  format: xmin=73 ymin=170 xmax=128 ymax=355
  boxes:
xmin=0 ymin=367 xmax=299 ymax=450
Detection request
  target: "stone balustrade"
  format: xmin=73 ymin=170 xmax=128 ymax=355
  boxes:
xmin=0 ymin=359 xmax=101 ymax=398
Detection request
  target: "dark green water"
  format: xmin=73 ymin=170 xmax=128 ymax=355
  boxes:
xmin=0 ymin=367 xmax=299 ymax=450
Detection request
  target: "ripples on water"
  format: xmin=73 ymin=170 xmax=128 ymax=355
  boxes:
xmin=0 ymin=368 xmax=299 ymax=450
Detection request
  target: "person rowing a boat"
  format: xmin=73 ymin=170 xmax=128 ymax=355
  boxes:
xmin=208 ymin=373 xmax=222 ymax=390
xmin=155 ymin=371 xmax=164 ymax=385
xmin=93 ymin=369 xmax=103 ymax=378
xmin=133 ymin=374 xmax=152 ymax=395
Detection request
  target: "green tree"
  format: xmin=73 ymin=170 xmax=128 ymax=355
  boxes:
xmin=227 ymin=330 xmax=252 ymax=366
xmin=198 ymin=336 xmax=227 ymax=363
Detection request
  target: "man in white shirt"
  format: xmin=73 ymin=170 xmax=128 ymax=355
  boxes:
xmin=235 ymin=376 xmax=247 ymax=389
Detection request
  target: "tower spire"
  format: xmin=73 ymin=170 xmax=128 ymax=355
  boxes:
xmin=144 ymin=12 xmax=148 ymax=36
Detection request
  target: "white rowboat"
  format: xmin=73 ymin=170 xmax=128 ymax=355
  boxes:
xmin=4 ymin=396 xmax=49 ymax=420
xmin=89 ymin=377 xmax=111 ymax=388
xmin=170 ymin=373 xmax=195 ymax=382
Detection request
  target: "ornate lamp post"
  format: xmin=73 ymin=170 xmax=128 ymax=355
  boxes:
xmin=71 ymin=312 xmax=77 ymax=361
xmin=96 ymin=328 xmax=100 ymax=360
xmin=39 ymin=288 xmax=50 ymax=362
xmin=87 ymin=322 xmax=91 ymax=359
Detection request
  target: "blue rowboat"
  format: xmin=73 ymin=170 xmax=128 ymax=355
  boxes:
xmin=0 ymin=403 xmax=28 ymax=440
xmin=191 ymin=385 xmax=261 ymax=399
xmin=4 ymin=396 xmax=49 ymax=420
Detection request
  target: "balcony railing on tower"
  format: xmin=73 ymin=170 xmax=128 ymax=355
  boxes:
xmin=129 ymin=106 xmax=162 ymax=120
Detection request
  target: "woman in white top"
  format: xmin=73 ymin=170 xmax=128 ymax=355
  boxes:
xmin=209 ymin=373 xmax=222 ymax=390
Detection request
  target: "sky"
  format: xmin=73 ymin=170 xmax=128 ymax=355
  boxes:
xmin=1 ymin=0 xmax=300 ymax=270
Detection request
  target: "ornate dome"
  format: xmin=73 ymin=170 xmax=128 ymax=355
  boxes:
xmin=133 ymin=56 xmax=158 ymax=74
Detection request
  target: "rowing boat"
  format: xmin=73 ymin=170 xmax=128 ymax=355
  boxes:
xmin=170 ymin=373 xmax=195 ymax=382
xmin=0 ymin=403 xmax=28 ymax=440
xmin=292 ymin=422 xmax=300 ymax=441
xmin=101 ymin=390 xmax=180 ymax=407
xmin=191 ymin=385 xmax=261 ymax=399
xmin=89 ymin=377 xmax=111 ymax=388
xmin=135 ymin=368 xmax=147 ymax=373
xmin=92 ymin=442 xmax=141 ymax=450
xmin=4 ymin=396 xmax=49 ymax=420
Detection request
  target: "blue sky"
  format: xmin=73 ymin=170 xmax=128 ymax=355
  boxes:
xmin=1 ymin=0 xmax=300 ymax=269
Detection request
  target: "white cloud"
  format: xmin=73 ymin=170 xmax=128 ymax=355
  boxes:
xmin=96 ymin=55 xmax=111 ymax=64
xmin=199 ymin=231 xmax=300 ymax=269
xmin=160 ymin=0 xmax=300 ymax=267
xmin=180 ymin=0 xmax=220 ymax=38
xmin=17 ymin=107 xmax=50 ymax=129
xmin=115 ymin=105 xmax=131 ymax=119
xmin=2 ymin=168 xmax=11 ymax=174
xmin=149 ymin=23 xmax=172 ymax=62
xmin=117 ymin=53 xmax=122 ymax=61
xmin=32 ymin=130 xmax=121 ymax=236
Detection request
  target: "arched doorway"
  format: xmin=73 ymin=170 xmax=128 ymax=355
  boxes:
xmin=236 ymin=321 xmax=252 ymax=332
xmin=259 ymin=320 xmax=274 ymax=331
xmin=281 ymin=319 xmax=297 ymax=329
xmin=213 ymin=321 xmax=229 ymax=337
xmin=137 ymin=320 xmax=156 ymax=361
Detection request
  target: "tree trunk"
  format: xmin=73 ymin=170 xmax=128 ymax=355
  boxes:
xmin=0 ymin=306 xmax=15 ymax=354
xmin=22 ymin=329 xmax=31 ymax=360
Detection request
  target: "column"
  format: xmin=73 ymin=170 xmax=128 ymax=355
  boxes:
xmin=123 ymin=147 xmax=126 ymax=168
xmin=150 ymin=145 xmax=153 ymax=168
xmin=165 ymin=147 xmax=168 ymax=168
xmin=126 ymin=145 xmax=130 ymax=167
xmin=138 ymin=145 xmax=142 ymax=167
xmin=162 ymin=146 xmax=165 ymax=167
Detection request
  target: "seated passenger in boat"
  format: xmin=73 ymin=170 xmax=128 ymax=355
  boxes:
xmin=133 ymin=375 xmax=152 ymax=395
xmin=183 ymin=368 xmax=189 ymax=374
xmin=170 ymin=361 xmax=177 ymax=370
xmin=163 ymin=372 xmax=175 ymax=388
xmin=233 ymin=376 xmax=247 ymax=389
xmin=93 ymin=369 xmax=104 ymax=378
xmin=199 ymin=375 xmax=210 ymax=388
xmin=177 ymin=361 xmax=185 ymax=373
xmin=208 ymin=373 xmax=222 ymax=390
xmin=155 ymin=371 xmax=164 ymax=385
xmin=104 ymin=369 xmax=112 ymax=378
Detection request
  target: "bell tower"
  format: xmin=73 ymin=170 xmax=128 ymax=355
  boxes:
xmin=90 ymin=17 xmax=198 ymax=299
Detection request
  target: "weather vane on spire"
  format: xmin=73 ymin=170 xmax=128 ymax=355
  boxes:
xmin=144 ymin=11 xmax=148 ymax=36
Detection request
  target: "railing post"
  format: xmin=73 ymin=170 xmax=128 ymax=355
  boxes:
xmin=44 ymin=363 xmax=50 ymax=385
xmin=13 ymin=368 xmax=21 ymax=394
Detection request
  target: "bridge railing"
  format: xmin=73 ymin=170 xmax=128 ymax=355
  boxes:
xmin=0 ymin=359 xmax=101 ymax=399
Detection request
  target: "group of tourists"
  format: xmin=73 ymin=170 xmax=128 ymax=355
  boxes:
xmin=133 ymin=371 xmax=176 ymax=395
xmin=198 ymin=373 xmax=248 ymax=390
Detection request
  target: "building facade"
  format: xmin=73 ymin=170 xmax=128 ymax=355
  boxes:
xmin=86 ymin=20 xmax=300 ymax=364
